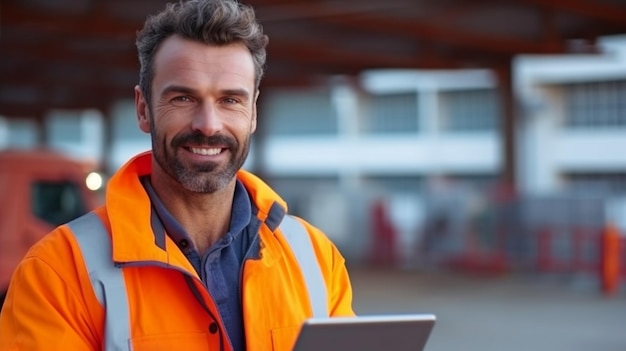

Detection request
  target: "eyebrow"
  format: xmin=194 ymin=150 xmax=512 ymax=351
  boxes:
xmin=160 ymin=85 xmax=251 ymax=99
xmin=221 ymin=88 xmax=250 ymax=99
xmin=160 ymin=85 xmax=196 ymax=97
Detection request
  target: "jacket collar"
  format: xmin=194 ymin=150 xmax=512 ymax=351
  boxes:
xmin=105 ymin=151 xmax=288 ymax=269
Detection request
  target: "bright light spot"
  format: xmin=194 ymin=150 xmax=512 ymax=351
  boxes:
xmin=85 ymin=172 xmax=103 ymax=191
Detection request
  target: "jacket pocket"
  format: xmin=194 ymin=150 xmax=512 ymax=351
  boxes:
xmin=131 ymin=332 xmax=211 ymax=350
xmin=271 ymin=325 xmax=301 ymax=351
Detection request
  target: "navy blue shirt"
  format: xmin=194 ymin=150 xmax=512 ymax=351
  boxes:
xmin=142 ymin=177 xmax=258 ymax=351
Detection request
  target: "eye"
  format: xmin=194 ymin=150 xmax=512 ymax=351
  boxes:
xmin=170 ymin=95 xmax=196 ymax=107
xmin=172 ymin=96 xmax=193 ymax=103
xmin=222 ymin=97 xmax=239 ymax=104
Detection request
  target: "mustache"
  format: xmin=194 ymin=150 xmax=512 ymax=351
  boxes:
xmin=171 ymin=132 xmax=237 ymax=149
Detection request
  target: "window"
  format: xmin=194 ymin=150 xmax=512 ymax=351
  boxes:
xmin=564 ymin=80 xmax=626 ymax=128
xmin=266 ymin=175 xmax=340 ymax=216
xmin=263 ymin=90 xmax=337 ymax=136
xmin=564 ymin=173 xmax=626 ymax=195
xmin=440 ymin=89 xmax=499 ymax=131
xmin=362 ymin=175 xmax=424 ymax=193
xmin=361 ymin=93 xmax=418 ymax=134
xmin=31 ymin=181 xmax=88 ymax=226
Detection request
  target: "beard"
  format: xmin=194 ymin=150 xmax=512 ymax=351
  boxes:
xmin=151 ymin=128 xmax=250 ymax=194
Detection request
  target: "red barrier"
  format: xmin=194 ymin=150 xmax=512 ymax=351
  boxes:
xmin=572 ymin=227 xmax=602 ymax=274
xmin=534 ymin=225 xmax=622 ymax=295
xmin=535 ymin=226 xmax=602 ymax=274
xmin=448 ymin=224 xmax=507 ymax=274
xmin=536 ymin=227 xmax=553 ymax=272
xmin=369 ymin=200 xmax=397 ymax=267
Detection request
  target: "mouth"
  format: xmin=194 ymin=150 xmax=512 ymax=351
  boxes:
xmin=188 ymin=147 xmax=223 ymax=156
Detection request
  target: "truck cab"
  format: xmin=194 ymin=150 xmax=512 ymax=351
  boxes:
xmin=0 ymin=149 xmax=101 ymax=308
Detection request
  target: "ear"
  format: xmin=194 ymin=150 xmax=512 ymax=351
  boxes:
xmin=135 ymin=85 xmax=151 ymax=134
xmin=250 ymin=89 xmax=259 ymax=134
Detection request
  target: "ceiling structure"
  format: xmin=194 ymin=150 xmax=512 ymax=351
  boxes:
xmin=3 ymin=0 xmax=626 ymax=119
xmin=2 ymin=0 xmax=626 ymax=184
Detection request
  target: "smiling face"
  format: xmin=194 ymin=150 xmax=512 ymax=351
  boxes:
xmin=135 ymin=35 xmax=258 ymax=193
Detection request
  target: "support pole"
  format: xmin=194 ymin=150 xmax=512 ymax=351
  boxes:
xmin=101 ymin=106 xmax=116 ymax=176
xmin=35 ymin=115 xmax=49 ymax=148
xmin=495 ymin=61 xmax=517 ymax=192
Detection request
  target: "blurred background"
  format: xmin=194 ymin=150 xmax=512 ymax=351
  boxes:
xmin=1 ymin=0 xmax=626 ymax=350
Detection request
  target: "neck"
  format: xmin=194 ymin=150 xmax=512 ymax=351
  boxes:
xmin=150 ymin=170 xmax=236 ymax=255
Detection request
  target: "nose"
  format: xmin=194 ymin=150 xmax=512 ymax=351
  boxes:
xmin=191 ymin=102 xmax=223 ymax=135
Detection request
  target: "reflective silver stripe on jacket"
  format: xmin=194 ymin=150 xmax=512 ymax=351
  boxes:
xmin=67 ymin=212 xmax=131 ymax=351
xmin=68 ymin=212 xmax=327 ymax=349
xmin=278 ymin=215 xmax=328 ymax=318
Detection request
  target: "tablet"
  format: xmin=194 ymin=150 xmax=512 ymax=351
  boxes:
xmin=292 ymin=313 xmax=436 ymax=351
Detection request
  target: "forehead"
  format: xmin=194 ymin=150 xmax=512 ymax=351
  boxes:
xmin=152 ymin=35 xmax=255 ymax=93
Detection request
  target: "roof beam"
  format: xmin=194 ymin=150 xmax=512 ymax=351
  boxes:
xmin=0 ymin=103 xmax=49 ymax=120
xmin=2 ymin=2 xmax=139 ymax=38
xmin=0 ymin=42 xmax=138 ymax=71
xmin=524 ymin=0 xmax=626 ymax=27
xmin=321 ymin=13 xmax=566 ymax=56
xmin=253 ymin=1 xmax=410 ymax=22
xmin=268 ymin=39 xmax=474 ymax=71
xmin=0 ymin=85 xmax=129 ymax=119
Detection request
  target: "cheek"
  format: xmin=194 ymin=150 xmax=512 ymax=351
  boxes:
xmin=234 ymin=119 xmax=256 ymax=138
xmin=153 ymin=108 xmax=187 ymax=130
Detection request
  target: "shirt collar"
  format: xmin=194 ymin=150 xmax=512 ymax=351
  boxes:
xmin=141 ymin=176 xmax=252 ymax=251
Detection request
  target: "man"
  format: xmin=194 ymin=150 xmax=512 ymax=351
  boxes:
xmin=0 ymin=0 xmax=355 ymax=350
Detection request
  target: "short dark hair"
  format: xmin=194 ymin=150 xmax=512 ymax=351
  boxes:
xmin=136 ymin=0 xmax=268 ymax=104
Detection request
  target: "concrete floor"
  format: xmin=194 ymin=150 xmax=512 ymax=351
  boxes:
xmin=349 ymin=266 xmax=626 ymax=351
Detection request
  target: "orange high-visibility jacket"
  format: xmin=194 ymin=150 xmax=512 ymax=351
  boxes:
xmin=0 ymin=152 xmax=354 ymax=351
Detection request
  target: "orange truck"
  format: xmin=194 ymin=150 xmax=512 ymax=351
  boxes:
xmin=0 ymin=149 xmax=101 ymax=308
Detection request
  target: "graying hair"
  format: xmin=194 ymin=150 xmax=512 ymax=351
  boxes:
xmin=136 ymin=0 xmax=268 ymax=104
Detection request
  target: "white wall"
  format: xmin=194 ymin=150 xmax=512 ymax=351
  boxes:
xmin=515 ymin=34 xmax=626 ymax=195
xmin=264 ymin=133 xmax=499 ymax=176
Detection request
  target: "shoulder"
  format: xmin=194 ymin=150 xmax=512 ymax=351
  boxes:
xmin=284 ymin=215 xmax=344 ymax=263
xmin=1 ymin=220 xmax=103 ymax=350
xmin=24 ymin=222 xmax=80 ymax=265
xmin=20 ymin=208 xmax=109 ymax=289
xmin=11 ymin=211 xmax=105 ymax=306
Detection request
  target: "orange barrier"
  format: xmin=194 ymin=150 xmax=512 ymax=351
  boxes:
xmin=621 ymin=238 xmax=626 ymax=280
xmin=600 ymin=224 xmax=620 ymax=296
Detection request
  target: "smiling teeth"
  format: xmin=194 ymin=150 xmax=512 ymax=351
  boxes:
xmin=190 ymin=147 xmax=221 ymax=156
